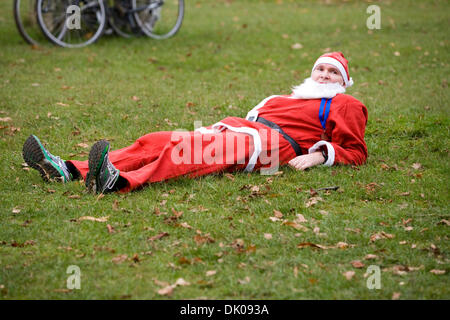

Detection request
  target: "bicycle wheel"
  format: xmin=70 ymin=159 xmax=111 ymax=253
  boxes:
xmin=36 ymin=0 xmax=107 ymax=48
xmin=106 ymin=0 xmax=138 ymax=38
xmin=131 ymin=0 xmax=184 ymax=40
xmin=14 ymin=0 xmax=48 ymax=45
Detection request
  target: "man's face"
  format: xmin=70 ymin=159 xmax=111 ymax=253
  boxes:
xmin=311 ymin=63 xmax=344 ymax=86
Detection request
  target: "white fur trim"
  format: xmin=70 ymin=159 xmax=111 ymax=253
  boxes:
xmin=245 ymin=95 xmax=280 ymax=121
xmin=211 ymin=122 xmax=262 ymax=172
xmin=194 ymin=126 xmax=222 ymax=134
xmin=308 ymin=140 xmax=335 ymax=167
xmin=312 ymin=57 xmax=351 ymax=87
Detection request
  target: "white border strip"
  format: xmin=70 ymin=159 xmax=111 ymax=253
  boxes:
xmin=308 ymin=140 xmax=335 ymax=167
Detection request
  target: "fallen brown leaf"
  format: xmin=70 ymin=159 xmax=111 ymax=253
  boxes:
xmin=107 ymin=224 xmax=115 ymax=234
xmin=437 ymin=219 xmax=450 ymax=226
xmin=194 ymin=234 xmax=215 ymax=245
xmin=343 ymin=271 xmax=355 ymax=280
xmin=148 ymin=232 xmax=169 ymax=241
xmin=297 ymin=242 xmax=328 ymax=250
xmin=112 ymin=254 xmax=128 ymax=264
xmin=78 ymin=216 xmax=109 ymax=222
xmin=305 ymin=196 xmax=323 ymax=208
xmin=392 ymin=292 xmax=401 ymax=300
xmin=282 ymin=220 xmax=309 ymax=232
xmin=264 ymin=233 xmax=273 ymax=240
xmin=273 ymin=209 xmax=283 ymax=218
xmin=351 ymin=260 xmax=365 ymax=268
xmin=157 ymin=285 xmax=175 ymax=296
xmin=370 ymin=231 xmax=395 ymax=242
xmin=12 ymin=207 xmax=21 ymax=214
xmin=295 ymin=213 xmax=307 ymax=223
xmin=179 ymin=222 xmax=192 ymax=229
xmin=430 ymin=269 xmax=445 ymax=275
xmin=411 ymin=163 xmax=422 ymax=170
xmin=238 ymin=276 xmax=250 ymax=284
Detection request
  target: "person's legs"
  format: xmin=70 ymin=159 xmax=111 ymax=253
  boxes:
xmin=66 ymin=131 xmax=173 ymax=180
xmin=117 ymin=130 xmax=254 ymax=192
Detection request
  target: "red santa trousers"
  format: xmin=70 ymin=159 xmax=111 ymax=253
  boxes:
xmin=67 ymin=120 xmax=296 ymax=193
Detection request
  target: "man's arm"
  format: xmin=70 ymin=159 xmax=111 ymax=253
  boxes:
xmin=288 ymin=151 xmax=325 ymax=170
xmin=289 ymin=101 xmax=368 ymax=170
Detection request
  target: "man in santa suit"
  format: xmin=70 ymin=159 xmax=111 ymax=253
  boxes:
xmin=22 ymin=52 xmax=368 ymax=194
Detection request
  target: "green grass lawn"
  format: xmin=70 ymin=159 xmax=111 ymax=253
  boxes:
xmin=0 ymin=0 xmax=449 ymax=299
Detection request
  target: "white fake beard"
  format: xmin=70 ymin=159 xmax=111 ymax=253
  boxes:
xmin=291 ymin=77 xmax=346 ymax=99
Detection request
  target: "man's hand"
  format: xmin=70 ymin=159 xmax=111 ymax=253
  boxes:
xmin=288 ymin=152 xmax=325 ymax=171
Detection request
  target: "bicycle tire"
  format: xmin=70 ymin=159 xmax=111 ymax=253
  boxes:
xmin=131 ymin=0 xmax=184 ymax=40
xmin=36 ymin=0 xmax=107 ymax=48
xmin=106 ymin=0 xmax=139 ymax=38
xmin=14 ymin=0 xmax=46 ymax=45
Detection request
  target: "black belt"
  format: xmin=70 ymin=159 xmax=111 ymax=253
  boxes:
xmin=256 ymin=117 xmax=302 ymax=156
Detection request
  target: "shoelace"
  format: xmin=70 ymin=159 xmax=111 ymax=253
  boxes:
xmin=49 ymin=153 xmax=70 ymax=180
xmin=102 ymin=154 xmax=119 ymax=191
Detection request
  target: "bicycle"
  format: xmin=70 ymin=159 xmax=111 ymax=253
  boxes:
xmin=14 ymin=0 xmax=184 ymax=48
xmin=106 ymin=0 xmax=185 ymax=39
xmin=35 ymin=0 xmax=108 ymax=48
xmin=13 ymin=0 xmax=47 ymax=46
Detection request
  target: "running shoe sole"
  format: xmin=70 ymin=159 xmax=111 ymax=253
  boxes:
xmin=22 ymin=135 xmax=67 ymax=182
xmin=86 ymin=140 xmax=110 ymax=194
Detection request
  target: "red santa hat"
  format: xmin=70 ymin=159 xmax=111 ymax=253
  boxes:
xmin=312 ymin=52 xmax=354 ymax=87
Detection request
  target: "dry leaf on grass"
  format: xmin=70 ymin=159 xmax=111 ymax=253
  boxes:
xmin=273 ymin=209 xmax=283 ymax=218
xmin=335 ymin=242 xmax=349 ymax=249
xmin=370 ymin=231 xmax=395 ymax=242
xmin=156 ymin=278 xmax=190 ymax=296
xmin=206 ymin=270 xmax=217 ymax=277
xmin=392 ymin=292 xmax=401 ymax=300
xmin=76 ymin=143 xmax=89 ymax=149
xmin=430 ymin=269 xmax=445 ymax=275
xmin=12 ymin=207 xmax=21 ymax=214
xmin=305 ymin=196 xmax=323 ymax=208
xmin=148 ymin=232 xmax=169 ymax=241
xmin=264 ymin=233 xmax=273 ymax=240
xmin=78 ymin=216 xmax=109 ymax=222
xmin=343 ymin=271 xmax=355 ymax=280
xmin=194 ymin=234 xmax=215 ymax=245
xmin=411 ymin=163 xmax=422 ymax=170
xmin=174 ymin=278 xmax=190 ymax=286
xmin=295 ymin=213 xmax=307 ymax=223
xmin=238 ymin=276 xmax=251 ymax=284
xmin=157 ymin=285 xmax=175 ymax=296
xmin=107 ymin=224 xmax=115 ymax=234
xmin=282 ymin=220 xmax=309 ymax=232
xmin=179 ymin=222 xmax=193 ymax=229
xmin=437 ymin=219 xmax=450 ymax=226
xmin=351 ymin=260 xmax=365 ymax=268
xmin=112 ymin=254 xmax=128 ymax=264
xmin=297 ymin=242 xmax=328 ymax=250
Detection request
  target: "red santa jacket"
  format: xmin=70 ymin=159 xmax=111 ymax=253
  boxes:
xmin=197 ymin=93 xmax=368 ymax=168
xmin=246 ymin=93 xmax=368 ymax=166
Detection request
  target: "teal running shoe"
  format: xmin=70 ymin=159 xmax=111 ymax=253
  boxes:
xmin=22 ymin=135 xmax=72 ymax=183
xmin=85 ymin=140 xmax=120 ymax=194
